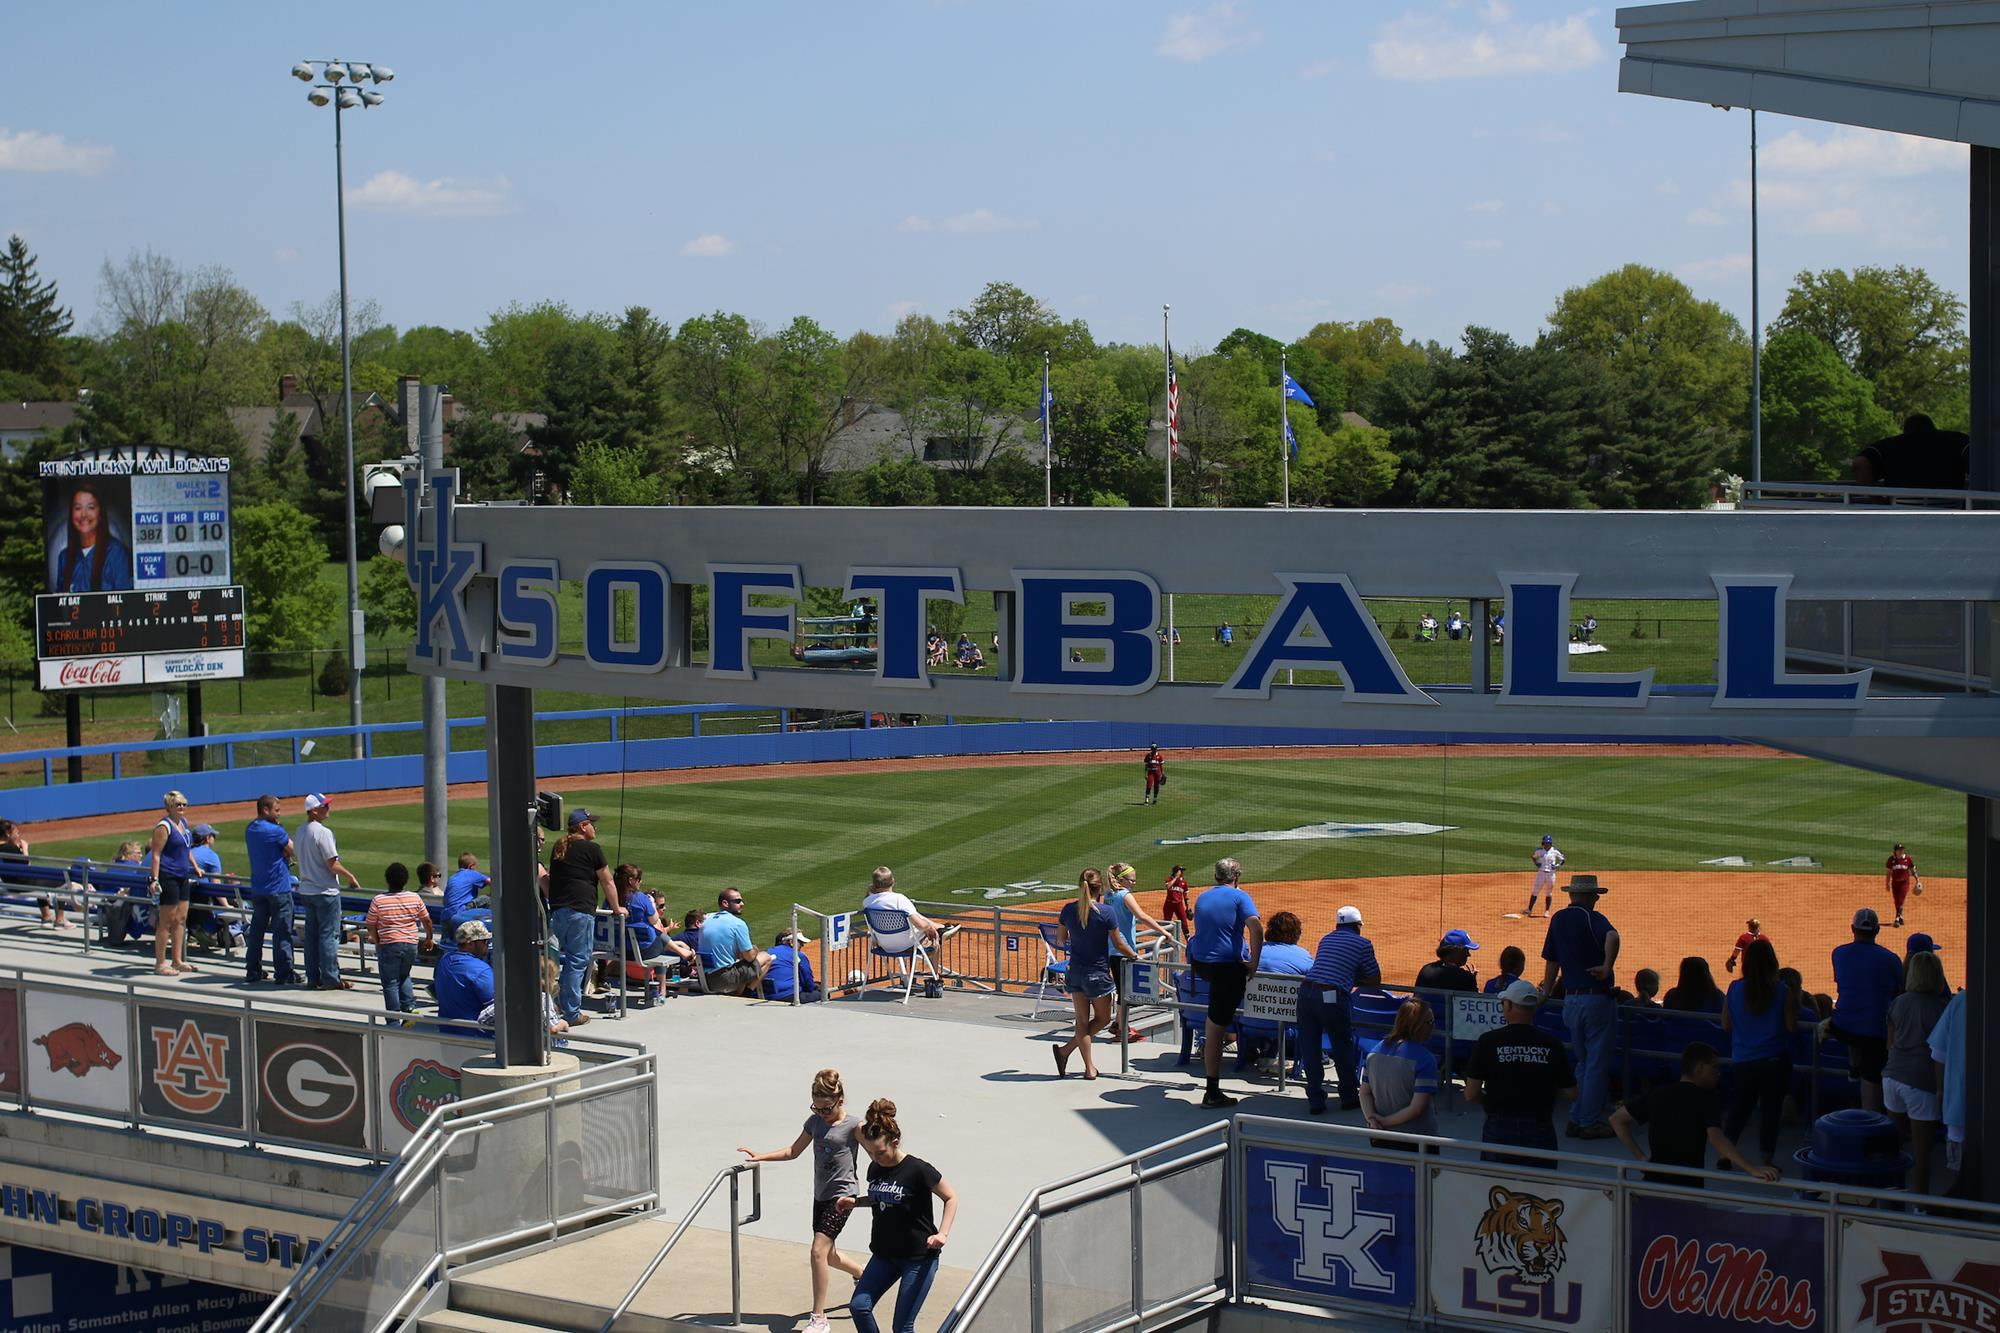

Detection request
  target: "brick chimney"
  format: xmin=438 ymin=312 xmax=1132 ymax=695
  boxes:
xmin=278 ymin=374 xmax=298 ymax=400
xmin=399 ymin=376 xmax=421 ymax=453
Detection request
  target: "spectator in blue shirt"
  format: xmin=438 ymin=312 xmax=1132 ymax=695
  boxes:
xmin=700 ymin=887 xmax=769 ymax=996
xmin=187 ymin=824 xmax=239 ymax=954
xmin=1105 ymin=863 xmax=1169 ymax=1041
xmin=1483 ymin=946 xmax=1527 ymax=996
xmin=1829 ymin=907 xmax=1904 ymax=1113
xmin=1360 ymin=999 xmax=1440 ymax=1139
xmin=443 ymin=853 xmax=490 ymax=930
xmin=1240 ymin=911 xmax=1312 ymax=1070
xmin=1539 ymin=874 xmax=1621 ymax=1140
xmin=1053 ymin=869 xmax=1139 ymax=1081
xmin=766 ymin=929 xmax=821 ymax=1002
xmin=1928 ymin=987 xmax=1967 ymax=1181
xmin=1188 ymin=858 xmax=1262 ymax=1110
xmin=242 ymin=795 xmax=297 ymax=985
xmin=436 ymin=920 xmax=496 ymax=1032
xmin=1299 ymin=904 xmax=1381 ymax=1114
xmin=1721 ymin=938 xmax=1797 ymax=1168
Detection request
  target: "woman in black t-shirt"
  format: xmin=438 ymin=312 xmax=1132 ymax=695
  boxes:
xmin=834 ymin=1098 xmax=959 ymax=1333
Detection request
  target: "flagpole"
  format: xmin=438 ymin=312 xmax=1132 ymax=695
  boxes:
xmin=1280 ymin=350 xmax=1291 ymax=511
xmin=1044 ymin=349 xmax=1052 ymax=508
xmin=1163 ymin=304 xmax=1175 ymax=683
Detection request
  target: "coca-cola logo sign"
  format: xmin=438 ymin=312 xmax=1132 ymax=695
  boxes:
xmin=39 ymin=656 xmax=138 ymax=690
xmin=1629 ymin=1194 xmax=1824 ymax=1332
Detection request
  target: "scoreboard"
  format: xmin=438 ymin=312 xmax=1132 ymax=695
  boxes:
xmin=37 ymin=449 xmax=243 ymax=692
xmin=35 ymin=587 xmax=245 ymax=690
xmin=130 ymin=471 xmax=231 ymax=588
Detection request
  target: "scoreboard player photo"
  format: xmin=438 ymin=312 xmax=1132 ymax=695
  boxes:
xmin=45 ymin=476 xmax=135 ymax=594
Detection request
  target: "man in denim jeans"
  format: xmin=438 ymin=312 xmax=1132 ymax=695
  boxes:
xmin=1538 ymin=873 xmax=1621 ymax=1139
xmin=293 ymin=793 xmax=361 ymax=990
xmin=545 ymin=808 xmax=618 ymax=1026
xmin=243 ymin=795 xmax=298 ymax=984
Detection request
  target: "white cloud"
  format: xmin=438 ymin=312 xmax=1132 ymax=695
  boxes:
xmin=0 ymin=128 xmax=113 ymax=174
xmin=273 ymin=247 xmax=300 ymax=263
xmin=1685 ymin=206 xmax=1727 ymax=226
xmin=1654 ymin=180 xmax=1680 ymax=196
xmin=1296 ymin=58 xmax=1340 ymax=80
xmin=1156 ymin=2 xmax=1260 ymax=61
xmin=1802 ymin=206 xmax=1865 ymax=236
xmin=1464 ymin=237 xmax=1504 ymax=252
xmin=680 ymin=233 xmax=737 ymax=257
xmin=883 ymin=300 xmax=920 ymax=323
xmin=1376 ymin=282 xmax=1433 ymax=303
xmin=897 ymin=209 xmax=1036 ymax=234
xmin=1678 ymin=253 xmax=1751 ymax=280
xmin=1371 ymin=10 xmax=1602 ymax=81
xmin=346 ymin=170 xmax=510 ymax=217
xmin=1760 ymin=126 xmax=1964 ymax=178
xmin=1467 ymin=199 xmax=1505 ymax=213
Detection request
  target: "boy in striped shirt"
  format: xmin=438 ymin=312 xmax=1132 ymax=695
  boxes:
xmin=364 ymin=862 xmax=434 ymax=1014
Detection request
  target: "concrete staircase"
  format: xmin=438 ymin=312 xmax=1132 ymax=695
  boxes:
xmin=417 ymin=1220 xmax=972 ymax=1333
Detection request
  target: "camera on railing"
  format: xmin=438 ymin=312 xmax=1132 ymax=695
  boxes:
xmin=535 ymin=791 xmax=565 ymax=833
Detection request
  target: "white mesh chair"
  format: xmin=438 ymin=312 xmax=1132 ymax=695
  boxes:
xmin=863 ymin=906 xmax=938 ymax=1005
xmin=1031 ymin=921 xmax=1070 ymax=1019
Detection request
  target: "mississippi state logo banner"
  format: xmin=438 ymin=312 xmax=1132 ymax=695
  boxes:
xmin=1842 ymin=1220 xmax=2000 ymax=1333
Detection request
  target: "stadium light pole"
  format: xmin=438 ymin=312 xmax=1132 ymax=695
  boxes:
xmin=294 ymin=58 xmax=394 ymax=755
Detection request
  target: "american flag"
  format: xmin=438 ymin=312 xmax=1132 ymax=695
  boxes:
xmin=1166 ymin=344 xmax=1181 ymax=459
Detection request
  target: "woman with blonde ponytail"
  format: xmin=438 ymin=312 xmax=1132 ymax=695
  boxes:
xmin=833 ymin=1098 xmax=959 ymax=1333
xmin=738 ymin=1070 xmax=865 ymax=1333
xmin=1051 ymin=867 xmax=1138 ymax=1080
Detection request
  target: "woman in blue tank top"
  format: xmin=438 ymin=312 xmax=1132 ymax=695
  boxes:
xmin=148 ymin=790 xmax=200 ymax=977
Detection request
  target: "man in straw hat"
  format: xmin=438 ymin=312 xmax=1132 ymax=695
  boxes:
xmin=1539 ymin=873 xmax=1620 ymax=1140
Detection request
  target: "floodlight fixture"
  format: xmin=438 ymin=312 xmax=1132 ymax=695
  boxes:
xmin=370 ymin=65 xmax=394 ymax=83
xmin=348 ymin=62 xmax=372 ymax=83
xmin=292 ymin=61 xmax=315 ymax=82
xmin=325 ymin=61 xmax=348 ymax=82
xmin=307 ymin=86 xmax=331 ymax=107
xmin=336 ymin=87 xmax=361 ymax=110
xmin=359 ymin=89 xmax=384 ymax=107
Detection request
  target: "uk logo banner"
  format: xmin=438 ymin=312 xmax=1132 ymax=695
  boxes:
xmin=1841 ymin=1220 xmax=2000 ymax=1333
xmin=1242 ymin=1146 xmax=1416 ymax=1309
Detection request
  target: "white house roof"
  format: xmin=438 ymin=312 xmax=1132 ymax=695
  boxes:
xmin=1618 ymin=0 xmax=2000 ymax=147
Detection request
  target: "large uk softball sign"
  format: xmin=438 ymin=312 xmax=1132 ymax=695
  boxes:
xmin=400 ymin=476 xmax=2000 ymax=742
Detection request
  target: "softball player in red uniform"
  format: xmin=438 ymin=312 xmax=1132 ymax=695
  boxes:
xmin=1143 ymin=745 xmax=1165 ymax=805
xmin=1886 ymin=843 xmax=1917 ymax=927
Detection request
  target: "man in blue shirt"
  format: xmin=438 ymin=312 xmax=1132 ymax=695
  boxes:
xmin=764 ymin=929 xmax=821 ymax=1002
xmin=242 ymin=795 xmax=297 ymax=985
xmin=443 ymin=853 xmax=490 ymax=930
xmin=1298 ymin=904 xmax=1382 ymax=1115
xmin=1830 ymin=907 xmax=1904 ymax=1113
xmin=1538 ymin=873 xmax=1621 ymax=1139
xmin=436 ymin=920 xmax=496 ymax=1032
xmin=1188 ymin=857 xmax=1262 ymax=1109
xmin=699 ymin=887 xmax=769 ymax=996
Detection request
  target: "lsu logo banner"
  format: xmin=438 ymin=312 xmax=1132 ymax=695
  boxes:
xmin=138 ymin=1005 xmax=244 ymax=1130
xmin=1430 ymin=1171 xmax=1614 ymax=1329
xmin=1242 ymin=1146 xmax=1416 ymax=1310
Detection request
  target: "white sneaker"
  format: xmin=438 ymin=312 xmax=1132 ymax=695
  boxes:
xmin=938 ymin=923 xmax=963 ymax=940
xmin=805 ymin=1315 xmax=832 ymax=1333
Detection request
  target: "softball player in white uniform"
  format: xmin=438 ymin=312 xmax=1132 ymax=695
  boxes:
xmin=1526 ymin=835 xmax=1563 ymax=916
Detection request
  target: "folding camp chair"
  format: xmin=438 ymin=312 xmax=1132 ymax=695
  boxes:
xmin=1032 ymin=921 xmax=1070 ymax=1019
xmin=863 ymin=906 xmax=939 ymax=1005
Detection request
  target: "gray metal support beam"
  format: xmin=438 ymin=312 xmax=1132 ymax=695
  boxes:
xmin=1968 ymin=796 xmax=1999 ymax=1200
xmin=1974 ymin=146 xmax=2000 ymax=494
xmin=419 ymin=386 xmax=448 ymax=872
xmin=483 ymin=683 xmax=545 ymax=1067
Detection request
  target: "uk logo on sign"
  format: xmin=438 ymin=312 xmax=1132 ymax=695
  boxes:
xmin=137 ymin=1005 xmax=242 ymax=1129
xmin=404 ymin=469 xmax=482 ymax=667
xmin=1243 ymin=1147 xmax=1417 ymax=1310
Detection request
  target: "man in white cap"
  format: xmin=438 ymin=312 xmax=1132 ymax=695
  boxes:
xmin=1297 ymin=905 xmax=1381 ymax=1115
xmin=293 ymin=793 xmax=361 ymax=990
xmin=1463 ymin=979 xmax=1577 ymax=1164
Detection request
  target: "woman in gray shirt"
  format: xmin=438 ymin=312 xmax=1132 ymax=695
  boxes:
xmin=739 ymin=1068 xmax=866 ymax=1333
xmin=1882 ymin=950 xmax=1951 ymax=1196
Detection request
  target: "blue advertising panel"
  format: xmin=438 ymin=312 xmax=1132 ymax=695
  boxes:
xmin=1629 ymin=1191 xmax=1826 ymax=1332
xmin=1243 ymin=1144 xmax=1417 ymax=1309
xmin=0 ymin=1241 xmax=265 ymax=1332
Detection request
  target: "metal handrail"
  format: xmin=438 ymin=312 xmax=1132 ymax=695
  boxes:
xmin=247 ymin=1052 xmax=657 ymax=1333
xmin=1739 ymin=480 xmax=2000 ymax=509
xmin=596 ymin=1160 xmax=762 ymax=1333
xmin=939 ymin=1122 xmax=1228 ymax=1333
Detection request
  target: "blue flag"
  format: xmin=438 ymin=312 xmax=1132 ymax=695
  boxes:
xmin=1040 ymin=362 xmax=1053 ymax=447
xmin=1284 ymin=416 xmax=1298 ymax=461
xmin=1282 ymin=371 xmax=1315 ymax=409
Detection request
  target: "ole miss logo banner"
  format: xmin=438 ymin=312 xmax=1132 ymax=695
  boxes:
xmin=1627 ymin=1191 xmax=1824 ymax=1331
xmin=1842 ymin=1220 xmax=2000 ymax=1333
xmin=137 ymin=1004 xmax=244 ymax=1131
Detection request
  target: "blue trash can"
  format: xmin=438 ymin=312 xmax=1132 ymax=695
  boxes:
xmin=1792 ymin=1109 xmax=1911 ymax=1190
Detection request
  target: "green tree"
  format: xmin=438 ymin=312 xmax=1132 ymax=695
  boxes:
xmin=389 ymin=325 xmax=486 ymax=392
xmin=1048 ymin=359 xmax=1150 ymax=504
xmin=358 ymin=553 xmax=417 ymax=638
xmin=0 ymin=234 xmax=74 ymax=389
xmin=853 ymin=453 xmax=938 ymax=505
xmin=568 ymin=442 xmax=665 ymax=505
xmin=524 ymin=326 xmax=618 ymax=495
xmin=1758 ymin=328 xmax=1897 ymax=481
xmin=912 ymin=342 xmax=1030 ymax=475
xmin=233 ymin=501 xmax=339 ymax=652
xmin=1299 ymin=317 xmax=1425 ymax=418
xmin=478 ymin=301 xmax=601 ymax=411
xmin=1772 ymin=265 xmax=1968 ymax=424
xmin=96 ymin=251 xmax=267 ymax=448
xmin=237 ymin=410 xmax=308 ymax=507
xmin=948 ymin=281 xmax=1092 ymax=366
xmin=1294 ymin=419 xmax=1399 ymax=507
xmin=672 ymin=311 xmax=768 ymax=481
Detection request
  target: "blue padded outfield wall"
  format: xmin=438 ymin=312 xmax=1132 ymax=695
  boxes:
xmin=5 ymin=704 xmax=1738 ymax=823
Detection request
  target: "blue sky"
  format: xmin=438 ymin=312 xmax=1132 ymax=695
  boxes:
xmin=2 ymin=1 xmax=1972 ymax=353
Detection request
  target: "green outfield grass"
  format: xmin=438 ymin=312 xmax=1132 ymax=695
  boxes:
xmin=31 ymin=750 xmax=1959 ymax=944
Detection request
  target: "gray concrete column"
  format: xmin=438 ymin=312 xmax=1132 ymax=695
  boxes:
xmin=1972 ymin=146 xmax=1999 ymax=493
xmin=484 ymin=683 xmax=545 ymax=1068
xmin=1970 ymin=796 xmax=2000 ymax=1201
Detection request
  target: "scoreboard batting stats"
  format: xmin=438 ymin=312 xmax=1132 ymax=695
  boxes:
xmin=36 ymin=449 xmax=244 ymax=692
